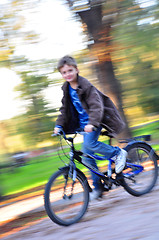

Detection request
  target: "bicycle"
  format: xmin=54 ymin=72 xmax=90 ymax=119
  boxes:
xmin=44 ymin=129 xmax=158 ymax=226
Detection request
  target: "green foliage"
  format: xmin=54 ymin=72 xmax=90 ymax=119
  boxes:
xmin=1 ymin=0 xmax=159 ymax=155
xmin=112 ymin=0 xmax=159 ymax=116
xmin=15 ymin=73 xmax=50 ymax=99
xmin=14 ymin=72 xmax=57 ymax=145
xmin=132 ymin=120 xmax=159 ymax=141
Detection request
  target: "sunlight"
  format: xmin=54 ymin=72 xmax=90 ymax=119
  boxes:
xmin=0 ymin=68 xmax=24 ymax=120
xmin=15 ymin=0 xmax=85 ymax=60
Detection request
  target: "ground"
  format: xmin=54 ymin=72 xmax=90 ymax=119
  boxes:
xmin=1 ymin=177 xmax=159 ymax=240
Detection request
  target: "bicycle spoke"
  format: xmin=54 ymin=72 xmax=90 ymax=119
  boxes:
xmin=44 ymin=168 xmax=89 ymax=226
xmin=123 ymin=143 xmax=158 ymax=196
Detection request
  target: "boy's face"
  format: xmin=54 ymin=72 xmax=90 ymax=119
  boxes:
xmin=60 ymin=64 xmax=79 ymax=84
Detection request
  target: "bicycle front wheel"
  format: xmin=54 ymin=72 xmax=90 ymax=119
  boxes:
xmin=44 ymin=167 xmax=89 ymax=226
xmin=122 ymin=142 xmax=158 ymax=196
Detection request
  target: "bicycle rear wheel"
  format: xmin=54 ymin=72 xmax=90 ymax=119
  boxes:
xmin=44 ymin=167 xmax=89 ymax=226
xmin=122 ymin=142 xmax=158 ymax=196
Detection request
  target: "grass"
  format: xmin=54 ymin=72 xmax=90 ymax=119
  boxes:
xmin=1 ymin=154 xmax=65 ymax=196
xmin=1 ymin=120 xmax=159 ymax=197
xmin=132 ymin=120 xmax=159 ymax=151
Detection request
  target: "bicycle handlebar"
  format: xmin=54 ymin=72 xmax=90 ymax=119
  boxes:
xmin=51 ymin=128 xmax=113 ymax=140
xmin=51 ymin=129 xmax=66 ymax=138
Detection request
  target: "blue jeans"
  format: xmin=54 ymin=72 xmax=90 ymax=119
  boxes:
xmin=82 ymin=126 xmax=120 ymax=190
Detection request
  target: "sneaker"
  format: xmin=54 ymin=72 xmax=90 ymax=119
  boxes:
xmin=114 ymin=149 xmax=127 ymax=174
xmin=90 ymin=189 xmax=102 ymax=201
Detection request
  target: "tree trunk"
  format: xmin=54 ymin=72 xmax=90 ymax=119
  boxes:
xmin=77 ymin=6 xmax=131 ymax=138
xmin=95 ymin=57 xmax=131 ymax=138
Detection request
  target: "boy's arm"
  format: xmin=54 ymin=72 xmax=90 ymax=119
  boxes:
xmin=84 ymin=85 xmax=104 ymax=127
xmin=55 ymin=94 xmax=67 ymax=128
xmin=54 ymin=125 xmax=62 ymax=134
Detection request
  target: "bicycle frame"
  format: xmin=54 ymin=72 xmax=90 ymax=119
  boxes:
xmin=52 ymin=129 xmax=151 ymax=192
xmin=44 ymin=131 xmax=158 ymax=226
xmin=66 ymin=134 xmax=144 ymax=187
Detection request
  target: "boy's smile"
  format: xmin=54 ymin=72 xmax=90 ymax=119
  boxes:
xmin=60 ymin=64 xmax=79 ymax=88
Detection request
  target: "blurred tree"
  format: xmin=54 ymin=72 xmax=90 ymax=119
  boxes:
xmin=15 ymin=72 xmax=55 ymax=146
xmin=67 ymin=0 xmax=159 ymax=135
xmin=67 ymin=0 xmax=131 ymax=137
xmin=0 ymin=122 xmax=10 ymax=154
xmin=0 ymin=0 xmax=39 ymax=67
xmin=0 ymin=0 xmax=62 ymax=149
xmin=111 ymin=0 xmax=159 ymax=117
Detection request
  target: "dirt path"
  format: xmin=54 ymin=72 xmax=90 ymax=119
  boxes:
xmin=1 ymin=178 xmax=159 ymax=240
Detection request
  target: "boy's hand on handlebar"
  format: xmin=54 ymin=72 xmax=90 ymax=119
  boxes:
xmin=54 ymin=127 xmax=61 ymax=134
xmin=84 ymin=124 xmax=94 ymax=133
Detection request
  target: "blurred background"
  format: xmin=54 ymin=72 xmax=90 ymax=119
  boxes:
xmin=0 ymin=0 xmax=159 ymax=207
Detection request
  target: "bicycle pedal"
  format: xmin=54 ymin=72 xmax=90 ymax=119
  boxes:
xmin=116 ymin=172 xmax=123 ymax=179
xmin=102 ymin=182 xmax=112 ymax=191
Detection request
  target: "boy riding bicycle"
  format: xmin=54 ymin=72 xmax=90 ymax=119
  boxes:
xmin=54 ymin=55 xmax=127 ymax=200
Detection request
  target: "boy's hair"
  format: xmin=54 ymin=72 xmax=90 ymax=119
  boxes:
xmin=57 ymin=55 xmax=77 ymax=71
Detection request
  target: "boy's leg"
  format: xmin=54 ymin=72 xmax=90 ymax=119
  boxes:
xmin=82 ymin=127 xmax=102 ymax=191
xmin=82 ymin=144 xmax=101 ymax=191
xmin=83 ymin=126 xmax=120 ymax=158
xmin=83 ymin=126 xmax=127 ymax=174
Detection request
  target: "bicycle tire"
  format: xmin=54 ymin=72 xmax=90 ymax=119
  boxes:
xmin=122 ymin=142 xmax=158 ymax=196
xmin=44 ymin=167 xmax=89 ymax=226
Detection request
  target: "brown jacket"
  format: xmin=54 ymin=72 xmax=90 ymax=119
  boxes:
xmin=56 ymin=75 xmax=125 ymax=136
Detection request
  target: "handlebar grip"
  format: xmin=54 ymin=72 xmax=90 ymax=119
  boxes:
xmin=51 ymin=133 xmax=60 ymax=137
xmin=51 ymin=129 xmax=63 ymax=137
